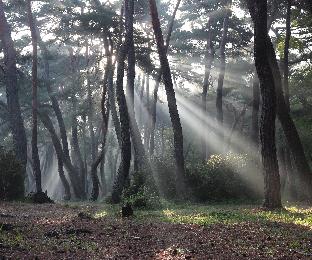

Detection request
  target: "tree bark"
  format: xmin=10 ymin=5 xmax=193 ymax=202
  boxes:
xmin=27 ymin=0 xmax=42 ymax=193
xmin=248 ymin=0 xmax=312 ymax=200
xmin=251 ymin=75 xmax=260 ymax=147
xmin=111 ymin=0 xmax=132 ymax=203
xmin=0 ymin=0 xmax=27 ymax=176
xmin=247 ymin=0 xmax=282 ymax=209
xmin=149 ymin=0 xmax=182 ymax=156
xmin=149 ymin=0 xmax=186 ymax=196
xmin=267 ymin=36 xmax=312 ymax=200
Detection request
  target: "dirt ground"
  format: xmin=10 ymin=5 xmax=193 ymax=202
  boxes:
xmin=0 ymin=202 xmax=311 ymax=259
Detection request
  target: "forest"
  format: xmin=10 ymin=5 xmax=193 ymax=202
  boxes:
xmin=0 ymin=0 xmax=312 ymax=258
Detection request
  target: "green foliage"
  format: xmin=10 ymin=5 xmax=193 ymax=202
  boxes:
xmin=123 ymin=171 xmax=161 ymax=210
xmin=131 ymin=203 xmax=312 ymax=229
xmin=186 ymin=153 xmax=258 ymax=202
xmin=0 ymin=148 xmax=24 ymax=201
xmin=152 ymin=156 xmax=176 ymax=199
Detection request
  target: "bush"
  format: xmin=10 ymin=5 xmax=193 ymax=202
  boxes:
xmin=0 ymin=148 xmax=24 ymax=200
xmin=123 ymin=171 xmax=161 ymax=209
xmin=186 ymin=153 xmax=259 ymax=202
xmin=151 ymin=156 xmax=176 ymax=199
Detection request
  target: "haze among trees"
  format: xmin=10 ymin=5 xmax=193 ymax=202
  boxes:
xmin=0 ymin=0 xmax=312 ymax=258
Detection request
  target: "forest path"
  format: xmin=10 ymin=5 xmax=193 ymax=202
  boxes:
xmin=0 ymin=202 xmax=311 ymax=259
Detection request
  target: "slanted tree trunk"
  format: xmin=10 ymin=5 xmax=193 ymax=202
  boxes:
xmin=247 ymin=0 xmax=282 ymax=209
xmin=35 ymin=22 xmax=72 ymax=167
xmin=0 ymin=1 xmax=27 ymax=177
xmin=201 ymin=18 xmax=214 ymax=161
xmin=111 ymin=0 xmax=133 ymax=203
xmin=150 ymin=0 xmax=182 ymax=156
xmin=38 ymin=112 xmax=71 ymax=200
xmin=39 ymin=112 xmax=84 ymax=199
xmin=90 ymin=36 xmax=111 ymax=201
xmin=216 ymin=0 xmax=231 ymax=139
xmin=27 ymin=0 xmax=42 ymax=193
xmin=149 ymin=0 xmax=186 ymax=196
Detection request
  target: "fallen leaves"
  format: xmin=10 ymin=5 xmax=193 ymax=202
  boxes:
xmin=0 ymin=202 xmax=311 ymax=259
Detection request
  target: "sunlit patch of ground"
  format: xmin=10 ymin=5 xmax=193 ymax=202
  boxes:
xmin=0 ymin=202 xmax=311 ymax=259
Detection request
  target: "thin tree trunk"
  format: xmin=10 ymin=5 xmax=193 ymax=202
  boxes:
xmin=126 ymin=3 xmax=157 ymax=191
xmin=283 ymin=0 xmax=291 ymax=110
xmin=37 ymin=34 xmax=71 ymax=164
xmin=71 ymin=108 xmax=85 ymax=190
xmin=38 ymin=113 xmax=71 ymax=200
xmin=27 ymin=0 xmax=42 ymax=193
xmin=38 ymin=111 xmax=86 ymax=199
xmin=90 ymin=37 xmax=110 ymax=201
xmin=247 ymin=0 xmax=282 ymax=209
xmin=0 ymin=0 xmax=27 ymax=176
xmin=149 ymin=0 xmax=186 ymax=196
xmin=201 ymin=18 xmax=214 ymax=161
xmin=111 ymin=0 xmax=132 ymax=203
xmin=149 ymin=0 xmax=182 ymax=156
xmin=216 ymin=1 xmax=231 ymax=139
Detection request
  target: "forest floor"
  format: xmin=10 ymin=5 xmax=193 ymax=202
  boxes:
xmin=0 ymin=202 xmax=311 ymax=259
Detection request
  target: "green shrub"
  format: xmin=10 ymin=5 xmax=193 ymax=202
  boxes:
xmin=151 ymin=156 xmax=176 ymax=199
xmin=186 ymin=153 xmax=259 ymax=202
xmin=123 ymin=171 xmax=161 ymax=209
xmin=0 ymin=148 xmax=24 ymax=200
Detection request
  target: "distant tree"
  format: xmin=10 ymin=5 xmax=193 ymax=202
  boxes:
xmin=216 ymin=0 xmax=231 ymax=139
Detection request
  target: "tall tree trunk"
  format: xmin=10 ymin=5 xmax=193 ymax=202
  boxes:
xmin=90 ymin=36 xmax=111 ymax=201
xmin=27 ymin=0 xmax=42 ymax=193
xmin=111 ymin=0 xmax=132 ymax=203
xmin=201 ymin=18 xmax=214 ymax=161
xmin=35 ymin=22 xmax=72 ymax=167
xmin=149 ymin=0 xmax=186 ymax=196
xmin=149 ymin=0 xmax=182 ymax=156
xmin=247 ymin=0 xmax=282 ymax=209
xmin=267 ymin=34 xmax=312 ymax=200
xmin=126 ymin=1 xmax=157 ymax=191
xmin=216 ymin=1 xmax=231 ymax=139
xmin=282 ymin=0 xmax=296 ymax=198
xmin=0 ymin=1 xmax=27 ymax=177
xmin=86 ymin=41 xmax=96 ymax=162
xmin=249 ymin=0 xmax=312 ymax=200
